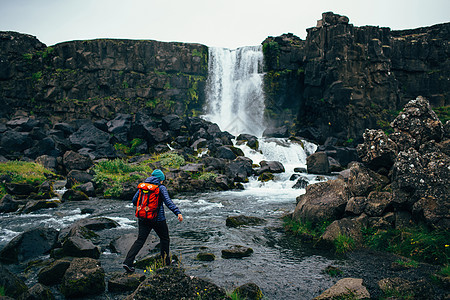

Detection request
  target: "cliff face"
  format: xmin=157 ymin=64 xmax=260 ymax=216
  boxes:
xmin=0 ymin=31 xmax=208 ymax=123
xmin=263 ymin=12 xmax=450 ymax=143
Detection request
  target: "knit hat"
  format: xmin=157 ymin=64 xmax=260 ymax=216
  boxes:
xmin=152 ymin=169 xmax=165 ymax=181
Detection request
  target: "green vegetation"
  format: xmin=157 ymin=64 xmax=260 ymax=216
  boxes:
xmin=23 ymin=53 xmax=33 ymax=60
xmin=334 ymin=233 xmax=355 ymax=254
xmin=363 ymin=225 xmax=449 ymax=265
xmin=32 ymin=71 xmax=43 ymax=81
xmin=0 ymin=285 xmax=5 ymax=296
xmin=283 ymin=216 xmax=331 ymax=242
xmin=262 ymin=41 xmax=280 ymax=69
xmin=394 ymin=259 xmax=419 ymax=268
xmin=0 ymin=161 xmax=55 ymax=198
xmin=432 ymin=105 xmax=450 ymax=124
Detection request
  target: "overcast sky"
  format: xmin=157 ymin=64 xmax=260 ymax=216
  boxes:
xmin=1 ymin=0 xmax=449 ymax=49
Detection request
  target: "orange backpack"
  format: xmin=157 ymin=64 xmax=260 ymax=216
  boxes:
xmin=135 ymin=182 xmax=160 ymax=219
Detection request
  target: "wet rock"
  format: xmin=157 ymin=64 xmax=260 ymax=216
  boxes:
xmin=75 ymin=182 xmax=96 ymax=197
xmin=0 ymin=263 xmax=28 ymax=298
xmin=356 ymin=129 xmax=398 ymax=174
xmin=65 ymin=170 xmax=94 ymax=188
xmin=38 ymin=259 xmax=71 ymax=286
xmin=20 ymin=199 xmax=60 ymax=214
xmin=0 ymin=194 xmax=19 ymax=213
xmin=215 ymin=145 xmax=237 ymax=160
xmin=60 ymin=257 xmax=105 ymax=298
xmin=236 ymin=133 xmax=259 ymax=150
xmin=26 ymin=283 xmax=55 ymax=300
xmin=109 ymin=233 xmax=158 ymax=255
xmin=0 ymin=227 xmax=58 ymax=264
xmin=224 ymin=157 xmax=253 ymax=182
xmin=257 ymin=160 xmax=285 ymax=175
xmin=62 ymin=236 xmax=101 ymax=259
xmin=73 ymin=217 xmax=119 ymax=231
xmin=62 ymin=150 xmax=93 ymax=171
xmin=5 ymin=182 xmax=37 ymax=196
xmin=197 ymin=252 xmax=215 ymax=261
xmin=61 ymin=189 xmax=89 ymax=201
xmin=221 ymin=245 xmax=253 ymax=258
xmin=214 ymin=174 xmax=231 ymax=190
xmin=262 ymin=125 xmax=289 ymax=138
xmin=226 ymin=215 xmax=266 ymax=228
xmin=257 ymin=172 xmax=274 ymax=182
xmin=233 ymin=283 xmax=264 ymax=300
xmin=292 ymin=176 xmax=309 ymax=189
xmin=314 ymin=278 xmax=370 ymax=300
xmin=125 ymin=267 xmax=227 ymax=300
xmin=307 ymin=152 xmax=330 ymax=174
xmin=378 ymin=277 xmax=435 ymax=300
xmin=107 ymin=272 xmax=146 ymax=293
xmin=294 ymin=179 xmax=350 ymax=224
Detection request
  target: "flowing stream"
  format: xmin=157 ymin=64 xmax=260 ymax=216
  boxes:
xmin=0 ymin=46 xmax=345 ymax=299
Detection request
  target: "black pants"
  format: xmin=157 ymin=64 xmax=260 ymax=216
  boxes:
xmin=123 ymin=219 xmax=171 ymax=266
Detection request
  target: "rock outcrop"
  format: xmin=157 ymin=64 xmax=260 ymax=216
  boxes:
xmin=263 ymin=12 xmax=449 ymax=143
xmin=293 ymin=97 xmax=449 ymax=246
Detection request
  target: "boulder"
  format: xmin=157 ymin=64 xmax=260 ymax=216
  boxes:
xmin=214 ymin=174 xmax=231 ymax=190
xmin=110 ymin=233 xmax=158 ymax=256
xmin=390 ymin=96 xmax=444 ymax=145
xmin=262 ymin=125 xmax=289 ymax=138
xmin=197 ymin=252 xmax=216 ymax=261
xmin=258 ymin=172 xmax=274 ymax=182
xmin=356 ymin=129 xmax=398 ymax=174
xmin=233 ymin=283 xmax=264 ymax=300
xmin=0 ymin=227 xmax=58 ymax=264
xmin=345 ymin=197 xmax=367 ymax=215
xmin=5 ymin=183 xmax=37 ymax=196
xmin=215 ymin=146 xmax=237 ymax=160
xmin=0 ymin=130 xmax=33 ymax=153
xmin=221 ymin=245 xmax=253 ymax=258
xmin=224 ymin=157 xmax=253 ymax=182
xmin=338 ymin=162 xmax=389 ymax=197
xmin=236 ymin=133 xmax=259 ymax=150
xmin=61 ymin=189 xmax=89 ymax=201
xmin=378 ymin=277 xmax=435 ymax=300
xmin=292 ymin=177 xmax=309 ymax=189
xmin=108 ymin=272 xmax=146 ymax=293
xmin=314 ymin=278 xmax=370 ymax=300
xmin=0 ymin=263 xmax=28 ymax=298
xmin=75 ymin=182 xmax=96 ymax=196
xmin=38 ymin=259 xmax=71 ymax=286
xmin=0 ymin=194 xmax=19 ymax=213
xmin=69 ymin=123 xmax=111 ymax=149
xmin=162 ymin=114 xmax=184 ymax=131
xmin=62 ymin=150 xmax=93 ymax=171
xmin=65 ymin=170 xmax=94 ymax=188
xmin=226 ymin=215 xmax=266 ymax=227
xmin=62 ymin=236 xmax=101 ymax=259
xmin=125 ymin=267 xmax=227 ymax=299
xmin=257 ymin=160 xmax=285 ymax=175
xmin=307 ymin=152 xmax=330 ymax=174
xmin=294 ymin=179 xmax=350 ymax=224
xmin=73 ymin=217 xmax=119 ymax=231
xmin=35 ymin=155 xmax=58 ymax=172
xmin=364 ymin=191 xmax=392 ymax=217
xmin=319 ymin=215 xmax=368 ymax=248
xmin=60 ymin=257 xmax=105 ymax=298
xmin=26 ymin=283 xmax=54 ymax=300
xmin=20 ymin=199 xmax=59 ymax=214
xmin=180 ymin=163 xmax=204 ymax=172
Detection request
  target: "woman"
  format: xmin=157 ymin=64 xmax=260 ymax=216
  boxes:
xmin=123 ymin=169 xmax=183 ymax=273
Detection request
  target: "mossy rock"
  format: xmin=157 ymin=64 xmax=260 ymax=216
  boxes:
xmin=221 ymin=245 xmax=253 ymax=259
xmin=258 ymin=172 xmax=274 ymax=182
xmin=226 ymin=215 xmax=266 ymax=228
xmin=196 ymin=252 xmax=215 ymax=261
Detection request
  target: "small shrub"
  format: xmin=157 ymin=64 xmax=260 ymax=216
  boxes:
xmin=283 ymin=217 xmax=331 ymax=241
xmin=334 ymin=234 xmax=355 ymax=254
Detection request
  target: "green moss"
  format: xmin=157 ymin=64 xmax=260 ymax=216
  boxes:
xmin=23 ymin=53 xmax=33 ymax=60
xmin=262 ymin=41 xmax=280 ymax=69
xmin=32 ymin=71 xmax=42 ymax=81
xmin=0 ymin=161 xmax=55 ymax=198
xmin=432 ymin=106 xmax=450 ymax=124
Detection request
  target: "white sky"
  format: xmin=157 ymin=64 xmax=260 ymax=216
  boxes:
xmin=0 ymin=0 xmax=449 ymax=49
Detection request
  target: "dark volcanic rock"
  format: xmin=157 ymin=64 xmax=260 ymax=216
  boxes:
xmin=61 ymin=189 xmax=89 ymax=201
xmin=62 ymin=150 xmax=93 ymax=171
xmin=0 ymin=194 xmax=19 ymax=213
xmin=126 ymin=267 xmax=227 ymax=300
xmin=108 ymin=272 xmax=146 ymax=293
xmin=0 ymin=263 xmax=28 ymax=298
xmin=233 ymin=283 xmax=264 ymax=300
xmin=38 ymin=259 xmax=71 ymax=286
xmin=226 ymin=215 xmax=266 ymax=227
xmin=60 ymin=257 xmax=105 ymax=298
xmin=306 ymin=152 xmax=330 ymax=175
xmin=0 ymin=227 xmax=58 ymax=264
xmin=222 ymin=245 xmax=254 ymax=259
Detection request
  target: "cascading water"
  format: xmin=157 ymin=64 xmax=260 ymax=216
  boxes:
xmin=204 ymin=46 xmax=265 ymax=137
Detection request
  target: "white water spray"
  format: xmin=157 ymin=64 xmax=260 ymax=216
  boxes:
xmin=204 ymin=46 xmax=265 ymax=137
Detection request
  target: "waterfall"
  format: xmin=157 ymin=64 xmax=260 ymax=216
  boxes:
xmin=204 ymin=46 xmax=265 ymax=137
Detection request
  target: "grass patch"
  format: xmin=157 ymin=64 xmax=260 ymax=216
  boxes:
xmin=432 ymin=105 xmax=450 ymax=124
xmin=334 ymin=233 xmax=355 ymax=254
xmin=394 ymin=259 xmax=419 ymax=268
xmin=363 ymin=225 xmax=449 ymax=265
xmin=283 ymin=216 xmax=331 ymax=242
xmin=0 ymin=161 xmax=54 ymax=198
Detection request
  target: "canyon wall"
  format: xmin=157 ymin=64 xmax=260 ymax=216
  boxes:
xmin=263 ymin=12 xmax=449 ymax=143
xmin=0 ymin=31 xmax=208 ymax=123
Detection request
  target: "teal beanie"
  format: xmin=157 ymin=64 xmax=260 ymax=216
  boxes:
xmin=152 ymin=169 xmax=165 ymax=181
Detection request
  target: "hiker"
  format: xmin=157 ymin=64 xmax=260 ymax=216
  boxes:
xmin=123 ymin=169 xmax=183 ymax=273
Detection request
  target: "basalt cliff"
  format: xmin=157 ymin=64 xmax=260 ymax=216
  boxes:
xmin=1 ymin=12 xmax=449 ymax=143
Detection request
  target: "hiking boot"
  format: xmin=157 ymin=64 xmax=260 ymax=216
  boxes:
xmin=123 ymin=264 xmax=135 ymax=273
